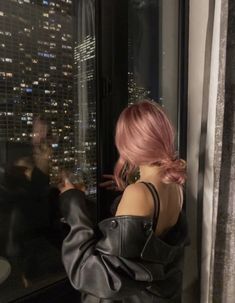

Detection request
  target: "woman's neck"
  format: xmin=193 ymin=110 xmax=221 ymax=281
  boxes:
xmin=138 ymin=165 xmax=162 ymax=182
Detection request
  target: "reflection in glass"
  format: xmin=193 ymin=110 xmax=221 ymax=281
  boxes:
xmin=0 ymin=0 xmax=96 ymax=301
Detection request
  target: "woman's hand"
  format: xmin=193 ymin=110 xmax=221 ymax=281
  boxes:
xmin=58 ymin=171 xmax=86 ymax=194
xmin=99 ymin=174 xmax=121 ymax=191
xmin=58 ymin=177 xmax=75 ymax=194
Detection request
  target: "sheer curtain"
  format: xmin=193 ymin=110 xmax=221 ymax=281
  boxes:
xmin=184 ymin=0 xmax=235 ymax=302
xmin=200 ymin=0 xmax=228 ymax=301
xmin=208 ymin=1 xmax=235 ymax=301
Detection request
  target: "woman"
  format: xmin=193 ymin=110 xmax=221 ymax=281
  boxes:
xmin=59 ymin=100 xmax=189 ymax=302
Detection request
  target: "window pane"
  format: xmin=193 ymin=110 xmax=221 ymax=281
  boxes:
xmin=128 ymin=0 xmax=179 ymax=130
xmin=0 ymin=0 xmax=96 ymax=301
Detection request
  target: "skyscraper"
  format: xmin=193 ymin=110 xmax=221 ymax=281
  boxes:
xmin=0 ymin=0 xmax=75 ymax=181
xmin=73 ymin=0 xmax=96 ymax=198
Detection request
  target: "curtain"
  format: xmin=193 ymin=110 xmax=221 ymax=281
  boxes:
xmin=184 ymin=0 xmax=235 ymax=302
xmin=200 ymin=0 xmax=229 ymax=301
xmin=208 ymin=0 xmax=235 ymax=301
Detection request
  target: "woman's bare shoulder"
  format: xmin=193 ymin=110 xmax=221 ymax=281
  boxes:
xmin=115 ymin=183 xmax=153 ymax=217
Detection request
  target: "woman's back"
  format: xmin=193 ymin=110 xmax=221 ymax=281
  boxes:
xmin=115 ymin=179 xmax=183 ymax=237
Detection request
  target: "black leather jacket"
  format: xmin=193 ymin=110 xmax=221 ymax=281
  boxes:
xmin=60 ymin=189 xmax=189 ymax=303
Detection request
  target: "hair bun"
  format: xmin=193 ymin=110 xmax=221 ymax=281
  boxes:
xmin=161 ymin=158 xmax=186 ymax=185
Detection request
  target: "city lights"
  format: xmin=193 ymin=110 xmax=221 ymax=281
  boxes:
xmin=0 ymin=0 xmax=97 ymax=197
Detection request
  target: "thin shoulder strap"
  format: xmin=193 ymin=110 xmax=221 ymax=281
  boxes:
xmin=140 ymin=182 xmax=161 ymax=231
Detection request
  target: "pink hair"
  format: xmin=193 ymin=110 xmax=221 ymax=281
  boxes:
xmin=114 ymin=100 xmax=186 ymax=190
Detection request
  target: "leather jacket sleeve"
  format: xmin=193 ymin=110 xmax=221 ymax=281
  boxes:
xmin=59 ymin=189 xmax=149 ymax=299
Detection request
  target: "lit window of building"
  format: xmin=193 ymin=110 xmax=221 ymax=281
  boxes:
xmin=62 ymin=44 xmax=72 ymax=50
xmin=38 ymin=52 xmax=56 ymax=58
xmin=5 ymin=58 xmax=13 ymax=63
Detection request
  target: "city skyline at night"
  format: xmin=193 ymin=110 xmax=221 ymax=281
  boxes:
xmin=0 ymin=0 xmax=150 ymax=196
xmin=0 ymin=0 xmax=97 ymax=194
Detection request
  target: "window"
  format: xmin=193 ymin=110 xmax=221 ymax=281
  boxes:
xmin=0 ymin=0 xmax=187 ymax=301
xmin=97 ymin=0 xmax=187 ymax=221
xmin=0 ymin=0 xmax=96 ymax=301
xmin=128 ymin=0 xmax=180 ymax=129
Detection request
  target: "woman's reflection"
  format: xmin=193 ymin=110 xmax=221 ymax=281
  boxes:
xmin=0 ymin=117 xmax=63 ymax=288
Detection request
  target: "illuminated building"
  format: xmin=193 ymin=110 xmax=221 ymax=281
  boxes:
xmin=74 ymin=34 xmax=96 ymax=197
xmin=128 ymin=38 xmax=151 ymax=104
xmin=0 ymin=0 xmax=75 ymax=181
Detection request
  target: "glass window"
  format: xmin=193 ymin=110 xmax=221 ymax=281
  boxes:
xmin=0 ymin=0 xmax=96 ymax=301
xmin=0 ymin=0 xmax=185 ymax=300
xmin=128 ymin=0 xmax=179 ymax=130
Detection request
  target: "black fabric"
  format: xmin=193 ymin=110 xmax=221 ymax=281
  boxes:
xmin=139 ymin=182 xmax=160 ymax=231
xmin=110 ymin=194 xmax=123 ymax=216
xmin=60 ymin=189 xmax=189 ymax=303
